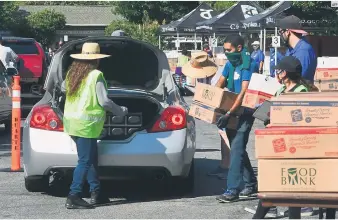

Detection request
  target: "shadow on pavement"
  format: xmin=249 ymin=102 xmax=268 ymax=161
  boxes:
xmin=41 ymin=158 xmax=237 ymax=204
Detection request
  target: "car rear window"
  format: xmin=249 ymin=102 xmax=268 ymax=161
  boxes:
xmin=2 ymin=41 xmax=39 ymax=55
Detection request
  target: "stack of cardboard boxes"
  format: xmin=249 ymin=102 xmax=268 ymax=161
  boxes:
xmin=314 ymin=57 xmax=338 ymax=91
xmin=256 ymin=92 xmax=338 ymax=192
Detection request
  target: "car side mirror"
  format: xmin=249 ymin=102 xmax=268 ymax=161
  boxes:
xmin=4 ymin=67 xmax=18 ymax=76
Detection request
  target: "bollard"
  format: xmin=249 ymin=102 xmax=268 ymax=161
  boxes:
xmin=11 ymin=75 xmax=21 ymax=171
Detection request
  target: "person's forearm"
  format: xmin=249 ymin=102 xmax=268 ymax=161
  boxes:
xmin=259 ymin=62 xmax=264 ymax=71
xmin=96 ymin=82 xmax=127 ymax=116
xmin=229 ymin=91 xmax=245 ymax=114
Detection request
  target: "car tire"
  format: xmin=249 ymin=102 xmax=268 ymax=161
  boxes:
xmin=25 ymin=176 xmax=49 ymax=192
xmin=170 ymin=160 xmax=195 ymax=195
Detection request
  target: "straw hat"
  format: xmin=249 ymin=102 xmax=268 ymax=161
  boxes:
xmin=70 ymin=42 xmax=111 ymax=60
xmin=182 ymin=51 xmax=217 ymax=79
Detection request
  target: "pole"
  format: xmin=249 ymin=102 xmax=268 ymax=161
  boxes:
xmin=194 ymin=33 xmax=197 ymax=51
xmin=274 ymin=27 xmax=278 ymax=77
xmin=260 ymin=29 xmax=263 ymax=49
xmin=11 ymin=75 xmax=21 ymax=171
xmin=158 ymin=35 xmax=161 ymax=50
xmin=176 ymin=32 xmax=179 ymax=51
xmin=263 ymin=29 xmax=266 ymax=74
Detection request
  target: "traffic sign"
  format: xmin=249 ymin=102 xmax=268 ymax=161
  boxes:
xmin=271 ymin=36 xmax=280 ymax=47
xmin=211 ymin=38 xmax=218 ymax=47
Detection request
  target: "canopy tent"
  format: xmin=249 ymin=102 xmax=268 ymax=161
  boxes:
xmin=240 ymin=1 xmax=292 ymax=76
xmin=195 ymin=1 xmax=264 ymax=35
xmin=159 ymin=2 xmax=218 ymax=35
xmin=158 ymin=2 xmax=218 ymax=50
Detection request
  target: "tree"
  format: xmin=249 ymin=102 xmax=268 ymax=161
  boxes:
xmin=27 ymin=9 xmax=66 ymax=46
xmin=207 ymin=1 xmax=235 ymax=11
xmin=105 ymin=11 xmax=161 ymax=46
xmin=0 ymin=2 xmax=21 ymax=30
xmin=112 ymin=1 xmax=200 ymax=24
xmin=22 ymin=1 xmax=113 ymax=6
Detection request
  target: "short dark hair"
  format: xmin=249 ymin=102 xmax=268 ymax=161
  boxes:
xmin=224 ymin=34 xmax=244 ymax=48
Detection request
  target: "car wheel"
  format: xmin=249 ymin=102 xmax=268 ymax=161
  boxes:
xmin=25 ymin=176 xmax=49 ymax=192
xmin=171 ymin=160 xmax=195 ymax=195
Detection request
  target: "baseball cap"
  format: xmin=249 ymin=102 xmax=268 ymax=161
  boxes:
xmin=278 ymin=15 xmax=308 ymax=35
xmin=274 ymin=56 xmax=302 ymax=73
xmin=251 ymin=41 xmax=260 ymax=46
xmin=111 ymin=30 xmax=127 ymax=37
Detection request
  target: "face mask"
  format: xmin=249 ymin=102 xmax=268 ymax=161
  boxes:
xmin=252 ymin=45 xmax=259 ymax=50
xmin=225 ymin=51 xmax=242 ymax=67
xmin=269 ymin=48 xmax=275 ymax=54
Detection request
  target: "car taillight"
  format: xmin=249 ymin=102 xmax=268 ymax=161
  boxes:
xmin=30 ymin=105 xmax=63 ymax=132
xmin=148 ymin=106 xmax=186 ymax=133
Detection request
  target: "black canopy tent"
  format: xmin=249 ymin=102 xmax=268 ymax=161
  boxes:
xmin=158 ymin=3 xmax=219 ymax=50
xmin=240 ymin=1 xmax=292 ymax=75
xmin=195 ymin=1 xmax=264 ymax=35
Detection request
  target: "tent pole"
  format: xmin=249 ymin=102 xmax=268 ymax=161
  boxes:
xmin=159 ymin=35 xmax=161 ymax=49
xmin=263 ymin=28 xmax=266 ymax=73
xmin=274 ymin=26 xmax=278 ymax=77
xmin=260 ymin=29 xmax=263 ymax=49
xmin=194 ymin=33 xmax=197 ymax=51
xmin=213 ymin=33 xmax=216 ymax=57
xmin=176 ymin=32 xmax=179 ymax=52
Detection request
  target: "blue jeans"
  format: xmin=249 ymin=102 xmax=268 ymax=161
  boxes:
xmin=69 ymin=136 xmax=100 ymax=196
xmin=226 ymin=115 xmax=257 ymax=191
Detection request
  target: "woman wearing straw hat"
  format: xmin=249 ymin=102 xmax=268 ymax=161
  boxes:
xmin=63 ymin=42 xmax=128 ymax=209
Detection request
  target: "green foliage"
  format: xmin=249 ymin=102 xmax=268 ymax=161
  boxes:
xmin=0 ymin=2 xmax=20 ymax=30
xmin=112 ymin=1 xmax=199 ymax=24
xmin=27 ymin=9 xmax=66 ymax=46
xmin=105 ymin=12 xmax=161 ymax=46
xmin=207 ymin=1 xmax=235 ymax=11
xmin=23 ymin=1 xmax=113 ymax=6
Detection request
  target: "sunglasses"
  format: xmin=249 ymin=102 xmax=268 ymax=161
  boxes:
xmin=275 ymin=69 xmax=284 ymax=75
xmin=278 ymin=29 xmax=287 ymax=35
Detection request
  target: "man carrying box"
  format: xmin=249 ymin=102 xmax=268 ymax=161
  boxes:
xmin=214 ymin=34 xmax=258 ymax=202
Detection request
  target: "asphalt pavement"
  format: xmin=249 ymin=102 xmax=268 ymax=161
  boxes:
xmin=0 ymin=96 xmax=320 ymax=218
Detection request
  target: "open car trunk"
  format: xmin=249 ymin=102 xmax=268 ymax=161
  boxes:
xmin=57 ymin=38 xmax=167 ymax=140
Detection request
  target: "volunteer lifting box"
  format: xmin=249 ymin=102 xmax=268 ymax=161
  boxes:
xmin=255 ymin=127 xmax=338 ymax=159
xmin=258 ymin=159 xmax=338 ymax=192
xmin=242 ymin=73 xmax=282 ymax=109
xmin=189 ymin=101 xmax=238 ymax=130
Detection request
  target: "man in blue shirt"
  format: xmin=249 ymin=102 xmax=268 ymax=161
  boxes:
xmin=278 ymin=15 xmax=317 ymax=83
xmin=269 ymin=44 xmax=284 ymax=77
xmin=215 ymin=35 xmax=257 ymax=203
xmin=251 ymin=41 xmax=265 ymax=74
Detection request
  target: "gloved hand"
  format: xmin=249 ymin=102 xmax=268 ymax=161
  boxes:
xmin=259 ymin=69 xmax=263 ymax=74
xmin=216 ymin=113 xmax=230 ymax=129
xmin=264 ymin=119 xmax=270 ymax=127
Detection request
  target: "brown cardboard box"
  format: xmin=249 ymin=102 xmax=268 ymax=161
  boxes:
xmin=314 ymin=79 xmax=338 ymax=91
xmin=255 ymin=127 xmax=338 ymax=159
xmin=315 ymin=68 xmax=338 ymax=80
xmin=189 ymin=101 xmax=238 ymax=129
xmin=270 ymin=97 xmax=338 ymax=127
xmin=193 ymin=83 xmax=238 ymax=111
xmin=258 ymin=159 xmax=338 ymax=192
xmin=242 ymin=89 xmax=273 ymax=109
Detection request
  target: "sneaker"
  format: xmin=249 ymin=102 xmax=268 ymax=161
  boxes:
xmin=266 ymin=207 xmax=278 ymax=218
xmin=216 ymin=189 xmax=239 ymax=203
xmin=207 ymin=166 xmax=228 ymax=177
xmin=65 ymin=194 xmax=94 ymax=209
xmin=282 ymin=207 xmax=314 ymax=217
xmin=239 ymin=186 xmax=257 ymax=198
xmin=90 ymin=191 xmax=111 ymax=206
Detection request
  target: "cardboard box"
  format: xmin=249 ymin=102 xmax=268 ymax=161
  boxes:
xmin=315 ymin=68 xmax=338 ymax=80
xmin=314 ymin=79 xmax=338 ymax=91
xmin=270 ymin=97 xmax=338 ymax=127
xmin=255 ymin=127 xmax=338 ymax=159
xmin=317 ymin=57 xmax=338 ymax=69
xmin=242 ymin=89 xmax=273 ymax=109
xmin=242 ymin=73 xmax=282 ymax=109
xmin=258 ymin=159 xmax=338 ymax=192
xmin=193 ymin=83 xmax=238 ymax=111
xmin=189 ymin=101 xmax=238 ymax=129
